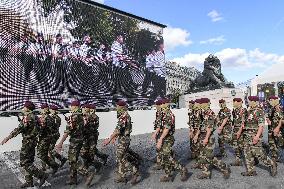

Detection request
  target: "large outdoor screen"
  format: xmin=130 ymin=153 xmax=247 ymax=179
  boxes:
xmin=0 ymin=0 xmax=166 ymax=110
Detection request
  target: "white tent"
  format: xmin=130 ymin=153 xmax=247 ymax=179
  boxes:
xmin=251 ymin=62 xmax=284 ymax=95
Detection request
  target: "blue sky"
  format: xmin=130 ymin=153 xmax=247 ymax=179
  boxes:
xmin=97 ymin=0 xmax=284 ymax=84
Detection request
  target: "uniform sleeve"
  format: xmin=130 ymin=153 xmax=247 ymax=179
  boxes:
xmin=64 ymin=115 xmax=73 ymax=135
xmin=207 ymin=112 xmax=216 ymax=130
xmin=9 ymin=127 xmax=21 ymax=138
xmin=163 ymin=113 xmax=173 ymax=129
xmin=115 ymin=115 xmax=126 ymax=134
xmin=257 ymin=110 xmax=265 ymax=125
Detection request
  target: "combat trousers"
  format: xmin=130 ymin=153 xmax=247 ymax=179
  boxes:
xmin=68 ymin=139 xmax=92 ymax=180
xmin=37 ymin=138 xmax=59 ymax=170
xmin=243 ymin=143 xmax=274 ymax=173
xmin=116 ymin=137 xmax=140 ymax=178
xmin=268 ymin=132 xmax=280 ymax=160
xmin=20 ymin=139 xmax=46 ymax=184
xmin=49 ymin=134 xmax=65 ymax=162
xmin=198 ymin=139 xmax=227 ymax=176
xmin=159 ymin=136 xmax=185 ymax=176
xmin=218 ymin=133 xmax=231 ymax=156
xmin=231 ymin=129 xmax=244 ymax=162
xmin=190 ymin=138 xmax=201 ymax=159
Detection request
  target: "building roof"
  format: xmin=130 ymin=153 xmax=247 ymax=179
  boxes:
xmin=80 ymin=0 xmax=166 ymax=28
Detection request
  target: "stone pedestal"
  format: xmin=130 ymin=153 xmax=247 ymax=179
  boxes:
xmin=179 ymin=88 xmax=244 ymax=109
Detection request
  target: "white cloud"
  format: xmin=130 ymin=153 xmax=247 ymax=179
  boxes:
xmin=170 ymin=48 xmax=284 ymax=70
xmin=92 ymin=0 xmax=105 ymax=4
xmin=163 ymin=26 xmax=193 ymax=51
xmin=207 ymin=10 xmax=223 ymax=22
xmin=200 ymin=35 xmax=226 ymax=45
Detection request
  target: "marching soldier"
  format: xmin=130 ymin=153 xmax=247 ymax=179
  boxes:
xmin=37 ymin=104 xmax=60 ymax=174
xmin=89 ymin=104 xmax=109 ymax=165
xmin=238 ymin=96 xmax=277 ymax=177
xmin=103 ymin=100 xmax=141 ymax=185
xmin=188 ymin=100 xmax=197 ymax=160
xmin=157 ymin=99 xmax=189 ymax=182
xmin=217 ymin=99 xmax=232 ymax=157
xmin=151 ymin=99 xmax=163 ymax=170
xmin=190 ymin=99 xmax=203 ymax=169
xmin=0 ymin=101 xmax=48 ymax=188
xmin=266 ymin=96 xmax=284 ymax=162
xmin=230 ymin=98 xmax=246 ymax=166
xmin=79 ymin=104 xmax=103 ymax=173
xmin=56 ymin=100 xmax=95 ymax=186
xmin=49 ymin=105 xmax=67 ymax=167
xmin=197 ymin=98 xmax=230 ymax=179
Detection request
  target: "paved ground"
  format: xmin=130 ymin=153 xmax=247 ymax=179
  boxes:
xmin=1 ymin=128 xmax=284 ymax=189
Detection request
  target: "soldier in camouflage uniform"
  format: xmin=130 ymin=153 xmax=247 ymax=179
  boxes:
xmin=230 ymin=98 xmax=246 ymax=166
xmin=196 ymin=98 xmax=230 ymax=179
xmin=157 ymin=98 xmax=189 ymax=182
xmin=266 ymin=96 xmax=284 ymax=162
xmin=216 ymin=99 xmax=232 ymax=157
xmin=79 ymin=104 xmax=103 ymax=173
xmin=103 ymin=100 xmax=141 ymax=185
xmin=48 ymin=105 xmax=67 ymax=167
xmin=37 ymin=104 xmax=60 ymax=175
xmin=151 ymin=99 xmax=163 ymax=170
xmin=56 ymin=100 xmax=95 ymax=186
xmin=238 ymin=96 xmax=277 ymax=177
xmin=1 ymin=101 xmax=48 ymax=188
xmin=188 ymin=100 xmax=196 ymax=159
xmin=89 ymin=104 xmax=109 ymax=165
xmin=190 ymin=99 xmax=204 ymax=169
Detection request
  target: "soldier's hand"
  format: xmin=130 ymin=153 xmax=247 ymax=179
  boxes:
xmin=236 ymin=132 xmax=241 ymax=140
xmin=103 ymin=138 xmax=110 ymax=146
xmin=193 ymin=136 xmax=198 ymax=144
xmin=266 ymin=118 xmax=271 ymax=125
xmin=203 ymin=138 xmax=208 ymax=146
xmin=274 ymin=128 xmax=280 ymax=136
xmin=0 ymin=138 xmax=8 ymax=145
xmin=151 ymin=133 xmax=157 ymax=141
xmin=110 ymin=137 xmax=117 ymax=144
xmin=55 ymin=144 xmax=62 ymax=153
xmin=156 ymin=139 xmax=163 ymax=150
xmin=253 ymin=135 xmax=259 ymax=145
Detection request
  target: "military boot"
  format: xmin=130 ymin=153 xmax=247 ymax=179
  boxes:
xmin=222 ymin=167 xmax=231 ymax=179
xmin=92 ymin=161 xmax=102 ymax=173
xmin=39 ymin=173 xmax=49 ymax=187
xmin=130 ymin=173 xmax=141 ymax=185
xmin=191 ymin=162 xmax=201 ymax=169
xmin=20 ymin=182 xmax=34 ymax=188
xmin=85 ymin=172 xmax=95 ymax=187
xmin=230 ymin=159 xmax=242 ymax=166
xmin=241 ymin=171 xmax=257 ymax=176
xmin=270 ymin=161 xmax=277 ymax=177
xmin=180 ymin=167 xmax=189 ymax=182
xmin=66 ymin=176 xmax=78 ymax=185
xmin=197 ymin=173 xmax=211 ymax=179
xmin=60 ymin=157 xmax=68 ymax=167
xmin=101 ymin=154 xmax=109 ymax=165
xmin=254 ymin=157 xmax=259 ymax=166
xmin=152 ymin=164 xmax=163 ymax=171
xmin=51 ymin=164 xmax=60 ymax=177
xmin=159 ymin=175 xmax=174 ymax=182
xmin=115 ymin=177 xmax=127 ymax=183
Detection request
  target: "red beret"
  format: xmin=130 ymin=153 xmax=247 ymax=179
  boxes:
xmin=155 ymin=99 xmax=163 ymax=105
xmin=89 ymin=104 xmax=96 ymax=109
xmin=70 ymin=100 xmax=80 ymax=107
xmin=233 ymin=98 xmax=242 ymax=102
xmin=82 ymin=104 xmax=90 ymax=108
xmin=195 ymin=99 xmax=200 ymax=103
xmin=188 ymin=100 xmax=195 ymax=104
xmin=163 ymin=98 xmax=170 ymax=104
xmin=201 ymin=98 xmax=210 ymax=103
xmin=117 ymin=100 xmax=127 ymax=106
xmin=269 ymin=96 xmax=279 ymax=100
xmin=24 ymin=101 xmax=35 ymax=110
xmin=50 ymin=105 xmax=58 ymax=110
xmin=41 ymin=103 xmax=49 ymax=109
xmin=248 ymin=96 xmax=259 ymax=101
xmin=219 ymin=99 xmax=225 ymax=103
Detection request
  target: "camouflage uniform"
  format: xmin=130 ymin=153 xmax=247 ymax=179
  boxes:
xmin=159 ymin=109 xmax=188 ymax=180
xmin=49 ymin=113 xmax=67 ymax=165
xmin=266 ymin=107 xmax=284 ymax=160
xmin=9 ymin=112 xmax=47 ymax=186
xmin=231 ymin=107 xmax=246 ymax=165
xmin=153 ymin=109 xmax=163 ymax=167
xmin=197 ymin=109 xmax=229 ymax=179
xmin=90 ymin=112 xmax=109 ymax=163
xmin=80 ymin=113 xmax=103 ymax=170
xmin=217 ymin=107 xmax=232 ymax=157
xmin=37 ymin=113 xmax=59 ymax=172
xmin=65 ymin=110 xmax=94 ymax=182
xmin=242 ymin=107 xmax=276 ymax=176
xmin=115 ymin=111 xmax=141 ymax=180
xmin=189 ymin=108 xmax=203 ymax=160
